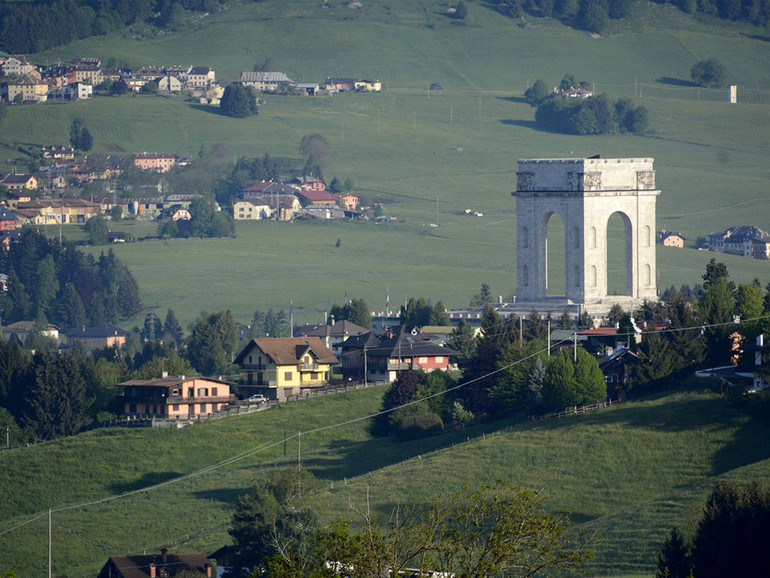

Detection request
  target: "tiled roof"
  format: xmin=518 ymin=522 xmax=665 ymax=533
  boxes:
xmin=120 ymin=375 xmax=232 ymax=387
xmin=235 ymin=337 xmax=338 ymax=365
xmin=295 ymin=320 xmax=369 ymax=339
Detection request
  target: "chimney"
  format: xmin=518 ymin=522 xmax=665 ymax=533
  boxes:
xmin=205 ymin=563 xmax=213 ymax=577
xmin=149 ymin=563 xmax=157 ymax=578
xmin=161 ymin=548 xmax=168 ymax=563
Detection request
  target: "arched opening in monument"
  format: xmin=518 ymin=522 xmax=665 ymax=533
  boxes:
xmin=606 ymin=211 xmax=633 ymax=296
xmin=543 ymin=211 xmax=566 ymax=297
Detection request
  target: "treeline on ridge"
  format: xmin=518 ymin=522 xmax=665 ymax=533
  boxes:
xmin=0 ymin=0 xmax=230 ymax=54
xmin=493 ymin=0 xmax=770 ymax=32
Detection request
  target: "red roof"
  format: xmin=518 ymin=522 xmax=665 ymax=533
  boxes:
xmin=296 ymin=190 xmax=339 ymax=202
xmin=578 ymin=327 xmax=617 ymax=336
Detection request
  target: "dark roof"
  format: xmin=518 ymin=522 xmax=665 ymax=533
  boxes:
xmin=341 ymin=327 xmax=460 ymax=358
xmin=120 ymin=375 xmax=233 ymax=387
xmin=0 ymin=207 xmax=18 ymax=221
xmin=234 ymin=337 xmax=338 ymax=365
xmin=97 ymin=552 xmax=210 ymax=577
xmin=2 ymin=173 xmax=34 ymax=184
xmin=66 ymin=322 xmax=127 ymax=339
xmin=294 ymin=320 xmax=369 ymax=339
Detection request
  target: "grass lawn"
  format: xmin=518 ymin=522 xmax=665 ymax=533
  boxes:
xmin=1 ymin=388 xmax=770 ymax=575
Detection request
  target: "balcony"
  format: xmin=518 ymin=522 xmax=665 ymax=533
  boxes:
xmin=298 ymin=362 xmax=320 ymax=371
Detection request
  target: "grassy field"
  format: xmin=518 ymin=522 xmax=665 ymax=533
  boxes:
xmin=1 ymin=386 xmax=770 ymax=576
xmin=1 ymin=0 xmax=768 ymax=331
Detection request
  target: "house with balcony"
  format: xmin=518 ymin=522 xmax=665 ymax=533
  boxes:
xmin=294 ymin=319 xmax=369 ymax=357
xmin=234 ymin=337 xmax=338 ymax=400
xmin=120 ymin=375 xmax=233 ymax=418
xmin=339 ymin=326 xmax=460 ymax=382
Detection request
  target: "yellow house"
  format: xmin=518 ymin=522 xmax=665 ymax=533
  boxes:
xmin=354 ymin=79 xmax=382 ymax=92
xmin=235 ymin=337 xmax=338 ymax=400
xmin=7 ymin=74 xmax=48 ymax=102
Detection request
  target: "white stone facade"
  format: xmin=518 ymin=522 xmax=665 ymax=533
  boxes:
xmin=512 ymin=157 xmax=659 ymax=307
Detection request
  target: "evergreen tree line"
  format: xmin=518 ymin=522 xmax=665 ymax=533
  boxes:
xmin=655 ymin=480 xmax=770 ymax=578
xmin=0 ymin=228 xmax=142 ymax=330
xmin=0 ymin=335 xmax=191 ymax=443
xmin=493 ymin=0 xmax=770 ymax=33
xmin=0 ymin=0 xmax=228 ymax=54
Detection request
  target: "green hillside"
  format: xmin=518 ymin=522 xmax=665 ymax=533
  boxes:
xmin=1 ymin=386 xmax=770 ymax=576
xmin=2 ymin=0 xmax=769 ymax=328
xmin=3 ymin=2 xmax=770 ymax=574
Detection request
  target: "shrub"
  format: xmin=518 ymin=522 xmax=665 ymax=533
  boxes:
xmin=397 ymin=412 xmax=443 ymax=440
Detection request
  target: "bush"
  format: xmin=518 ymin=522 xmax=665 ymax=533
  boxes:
xmin=397 ymin=412 xmax=443 ymax=440
xmin=691 ymin=59 xmax=725 ymax=87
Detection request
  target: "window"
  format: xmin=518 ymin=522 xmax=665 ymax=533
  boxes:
xmin=197 ymin=388 xmax=208 ymax=397
xmin=212 ymin=387 xmax=218 ymax=396
xmin=200 ymin=403 xmax=207 ymax=413
xmin=311 ymin=372 xmax=319 ymax=380
xmin=248 ymin=355 xmax=252 ymax=363
xmin=172 ymin=404 xmax=179 ymax=411
xmin=285 ymin=371 xmax=293 ymax=381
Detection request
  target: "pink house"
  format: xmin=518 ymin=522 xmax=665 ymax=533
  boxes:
xmin=120 ymin=375 xmax=233 ymax=418
xmin=340 ymin=193 xmax=360 ymax=210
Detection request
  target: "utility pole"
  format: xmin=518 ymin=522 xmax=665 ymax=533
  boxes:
xmin=48 ymin=509 xmax=52 ymax=578
xmin=547 ymin=318 xmax=551 ymax=356
xmin=363 ymin=346 xmax=367 ymax=385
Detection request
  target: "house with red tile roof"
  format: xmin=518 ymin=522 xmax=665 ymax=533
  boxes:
xmin=234 ymin=337 xmax=338 ymax=400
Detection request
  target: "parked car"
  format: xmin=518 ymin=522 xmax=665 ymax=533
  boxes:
xmin=248 ymin=394 xmax=267 ymax=404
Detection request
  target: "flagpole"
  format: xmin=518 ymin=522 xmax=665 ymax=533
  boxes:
xmin=386 ymin=288 xmax=390 ymax=317
xmin=290 ymin=300 xmax=293 ymax=337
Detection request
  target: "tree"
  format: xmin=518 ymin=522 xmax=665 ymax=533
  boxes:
xmin=574 ymin=347 xmax=606 ymax=404
xmin=295 ymin=481 xmax=591 ymax=577
xmin=655 ymin=527 xmax=691 ymax=578
xmin=328 ymin=298 xmax=371 ymax=329
xmin=228 ymin=468 xmax=320 ymax=575
xmin=469 ymin=282 xmax=492 ymax=307
xmin=299 ymin=133 xmax=331 ymax=168
xmin=690 ymin=480 xmax=770 ymax=577
xmin=84 ymin=215 xmax=109 ymax=245
xmin=524 ymin=79 xmax=551 ymax=105
xmin=158 ymin=218 xmax=179 ymax=238
xmin=541 ymin=349 xmax=579 ymax=410
xmin=699 ymin=277 xmax=735 ymax=366
xmin=186 ymin=310 xmax=239 ymax=376
xmin=110 ymin=78 xmax=129 ymax=95
xmin=163 ymin=308 xmax=184 ymax=347
xmin=220 ymin=84 xmax=258 ymax=118
xmin=447 ymin=319 xmax=477 ymax=362
xmin=454 ymin=1 xmax=468 ymax=19
xmin=79 ymin=127 xmax=93 ymax=152
xmin=69 ymin=118 xmax=83 ymax=150
xmin=691 ymin=59 xmax=725 ymax=87
xmin=736 ymin=282 xmax=765 ymax=343
xmin=32 ymin=254 xmax=59 ymax=319
xmin=110 ymin=205 xmax=123 ymax=221
xmin=24 ymin=351 xmax=87 ymax=439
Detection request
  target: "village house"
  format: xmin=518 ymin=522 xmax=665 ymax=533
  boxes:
xmin=295 ymin=189 xmax=340 ymax=207
xmin=158 ymin=74 xmax=183 ymax=93
xmin=325 ymin=77 xmax=357 ymax=92
xmin=285 ymin=175 xmax=325 ymax=191
xmin=97 ymin=549 xmax=213 ymax=578
xmin=42 ymin=145 xmax=75 ymax=159
xmin=233 ymin=199 xmax=273 ymax=220
xmin=234 ymin=337 xmax=338 ymax=400
xmin=184 ymin=66 xmax=216 ymax=88
xmin=70 ymin=65 xmax=101 ymax=85
xmin=708 ymin=225 xmax=770 ymax=258
xmin=61 ymin=81 xmax=93 ymax=100
xmin=296 ymin=83 xmax=321 ymax=95
xmin=1 ymin=173 xmax=37 ymax=192
xmin=1 ymin=56 xmax=36 ymax=78
xmin=120 ymin=375 xmax=233 ymax=418
xmin=15 ymin=198 xmax=101 ymax=224
xmin=66 ymin=322 xmax=127 ymax=350
xmin=5 ymin=73 xmax=48 ymax=102
xmin=339 ymin=326 xmax=460 ymax=382
xmin=0 ymin=206 xmax=20 ymax=231
xmin=240 ymin=71 xmax=296 ymax=92
xmin=132 ymin=152 xmax=179 ymax=173
xmin=658 ymin=229 xmax=685 ymax=248
xmin=294 ymin=319 xmax=369 ymax=357
xmin=339 ymin=193 xmax=360 ymax=210
xmin=3 ymin=321 xmax=60 ymax=344
xmin=354 ymin=79 xmax=382 ymax=92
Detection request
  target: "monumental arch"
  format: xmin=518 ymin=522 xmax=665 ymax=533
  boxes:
xmin=512 ymin=157 xmax=659 ymax=308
